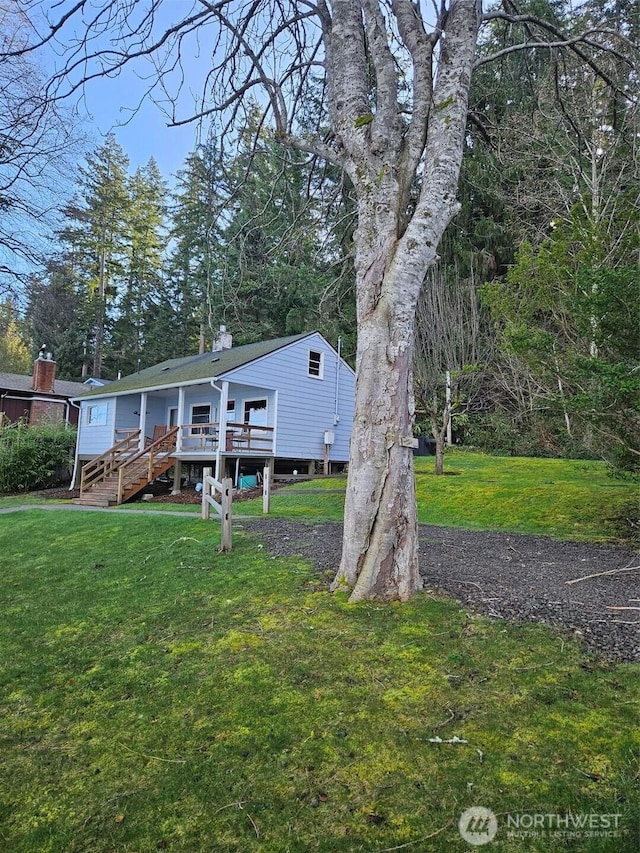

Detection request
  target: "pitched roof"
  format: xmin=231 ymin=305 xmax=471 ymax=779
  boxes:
xmin=74 ymin=333 xmax=313 ymax=398
xmin=0 ymin=371 xmax=87 ymax=398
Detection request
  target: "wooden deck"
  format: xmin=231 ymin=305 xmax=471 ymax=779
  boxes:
xmin=177 ymin=421 xmax=274 ymax=455
xmin=74 ymin=420 xmax=275 ymax=507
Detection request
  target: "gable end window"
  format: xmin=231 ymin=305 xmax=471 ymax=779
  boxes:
xmin=308 ymin=349 xmax=324 ymax=379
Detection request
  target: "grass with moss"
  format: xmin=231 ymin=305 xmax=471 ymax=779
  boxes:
xmin=0 ymin=508 xmax=638 ymax=852
xmin=238 ymin=451 xmax=638 ymax=543
xmin=1 ymin=450 xmax=635 ymax=543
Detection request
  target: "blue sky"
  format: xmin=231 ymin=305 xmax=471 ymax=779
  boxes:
xmin=34 ymin=1 xmax=215 ymax=186
xmin=76 ymin=65 xmax=202 ymax=183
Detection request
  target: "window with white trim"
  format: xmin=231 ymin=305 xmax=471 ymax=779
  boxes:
xmin=190 ymin=404 xmax=212 ymax=434
xmin=86 ymin=403 xmax=108 ymax=425
xmin=243 ymin=398 xmax=267 ymax=426
xmin=308 ymin=349 xmax=324 ymax=379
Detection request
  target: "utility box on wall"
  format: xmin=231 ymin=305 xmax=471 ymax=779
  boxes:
xmin=323 ymin=430 xmax=335 ymax=446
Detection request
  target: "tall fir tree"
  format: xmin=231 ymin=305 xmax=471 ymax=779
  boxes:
xmin=59 ymin=134 xmax=131 ymax=378
xmin=24 ymin=258 xmax=87 ymax=379
xmin=168 ymin=138 xmax=228 ymax=354
xmin=220 ymin=114 xmax=356 ymax=349
xmin=109 ymin=158 xmax=167 ymax=375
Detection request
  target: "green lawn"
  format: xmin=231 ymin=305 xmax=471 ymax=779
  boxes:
xmin=0 ymin=493 xmax=55 ymax=508
xmin=0 ymin=506 xmax=638 ymax=852
xmin=239 ymin=451 xmax=638 ymax=543
xmin=1 ymin=450 xmax=635 ymax=543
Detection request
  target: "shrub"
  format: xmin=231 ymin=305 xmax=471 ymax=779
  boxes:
xmin=462 ymin=412 xmax=597 ymax=460
xmin=0 ymin=420 xmax=77 ymax=492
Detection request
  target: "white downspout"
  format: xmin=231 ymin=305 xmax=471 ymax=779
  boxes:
xmin=176 ymin=386 xmax=185 ymax=452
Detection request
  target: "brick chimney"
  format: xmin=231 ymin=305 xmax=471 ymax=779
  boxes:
xmin=212 ymin=325 xmax=233 ymax=352
xmin=32 ymin=346 xmax=56 ymax=393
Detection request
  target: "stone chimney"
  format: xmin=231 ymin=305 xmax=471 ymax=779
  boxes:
xmin=32 ymin=346 xmax=56 ymax=394
xmin=212 ymin=325 xmax=233 ymax=352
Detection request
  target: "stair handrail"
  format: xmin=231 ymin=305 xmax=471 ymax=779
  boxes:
xmin=80 ymin=430 xmax=141 ymax=493
xmin=116 ymin=425 xmax=179 ymax=503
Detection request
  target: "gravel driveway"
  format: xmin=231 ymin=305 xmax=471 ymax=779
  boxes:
xmin=239 ymin=518 xmax=639 ymax=663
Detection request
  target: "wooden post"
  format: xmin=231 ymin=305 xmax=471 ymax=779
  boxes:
xmin=262 ymin=465 xmax=270 ymax=514
xmin=117 ymin=467 xmax=124 ymax=504
xmin=221 ymin=477 xmax=233 ymax=551
xmin=202 ymin=466 xmax=211 ymax=520
xmin=171 ymin=459 xmax=182 ymax=495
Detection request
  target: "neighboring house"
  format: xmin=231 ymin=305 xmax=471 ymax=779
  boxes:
xmin=0 ymin=352 xmax=87 ymax=426
xmin=71 ymin=330 xmax=355 ymax=505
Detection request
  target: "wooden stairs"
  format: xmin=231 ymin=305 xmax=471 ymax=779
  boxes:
xmin=73 ymin=426 xmax=179 ymax=507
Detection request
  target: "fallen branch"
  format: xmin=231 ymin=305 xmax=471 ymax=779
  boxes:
xmin=119 ymin=743 xmax=187 ymax=764
xmin=433 ymin=708 xmax=456 ymax=729
xmin=375 ymin=819 xmax=453 ymax=851
xmin=605 ymin=606 xmax=640 ymax=611
xmin=209 ymin=800 xmax=259 ymax=837
xmin=210 ymin=800 xmax=249 ymax=814
xmin=565 ymin=565 xmax=640 ymax=585
xmin=143 ymin=536 xmax=203 ymax=564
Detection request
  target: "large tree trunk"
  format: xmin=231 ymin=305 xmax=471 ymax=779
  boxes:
xmin=329 ymin=0 xmax=481 ymax=601
xmin=332 ymin=310 xmax=420 ymax=601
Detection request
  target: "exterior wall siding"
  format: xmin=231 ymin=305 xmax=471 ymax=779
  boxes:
xmin=114 ymin=395 xmax=141 ymax=433
xmin=77 ymin=399 xmax=116 ymax=456
xmin=224 ymin=333 xmax=354 ymax=462
xmin=145 ymin=396 xmax=170 ymax=434
xmin=1 ymin=397 xmax=30 ymax=423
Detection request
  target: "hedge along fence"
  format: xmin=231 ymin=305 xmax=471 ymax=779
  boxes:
xmin=0 ymin=420 xmax=77 ymax=492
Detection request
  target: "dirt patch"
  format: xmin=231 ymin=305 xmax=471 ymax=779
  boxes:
xmin=239 ymin=518 xmax=640 ymax=663
xmin=32 ymin=483 xmax=291 ymax=504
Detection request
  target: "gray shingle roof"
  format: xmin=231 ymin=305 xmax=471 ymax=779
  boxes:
xmin=0 ymin=371 xmax=87 ymax=398
xmin=74 ymin=333 xmax=312 ymax=398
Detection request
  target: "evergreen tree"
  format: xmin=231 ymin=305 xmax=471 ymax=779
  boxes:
xmin=0 ymin=298 xmax=31 ymax=373
xmin=109 ymin=158 xmax=167 ymax=375
xmin=220 ymin=114 xmax=356 ymax=349
xmin=59 ymin=135 xmax=131 ymax=377
xmin=452 ymin=0 xmax=639 ymax=467
xmin=24 ymin=258 xmax=87 ymax=379
xmin=168 ymin=138 xmax=228 ymax=353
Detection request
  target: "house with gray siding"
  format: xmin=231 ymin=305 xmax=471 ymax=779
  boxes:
xmin=71 ymin=330 xmax=354 ymax=501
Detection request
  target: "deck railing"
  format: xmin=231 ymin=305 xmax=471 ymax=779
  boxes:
xmin=115 ymin=426 xmax=179 ymax=503
xmin=179 ymin=421 xmax=274 ymax=454
xmin=80 ymin=430 xmax=141 ymax=493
